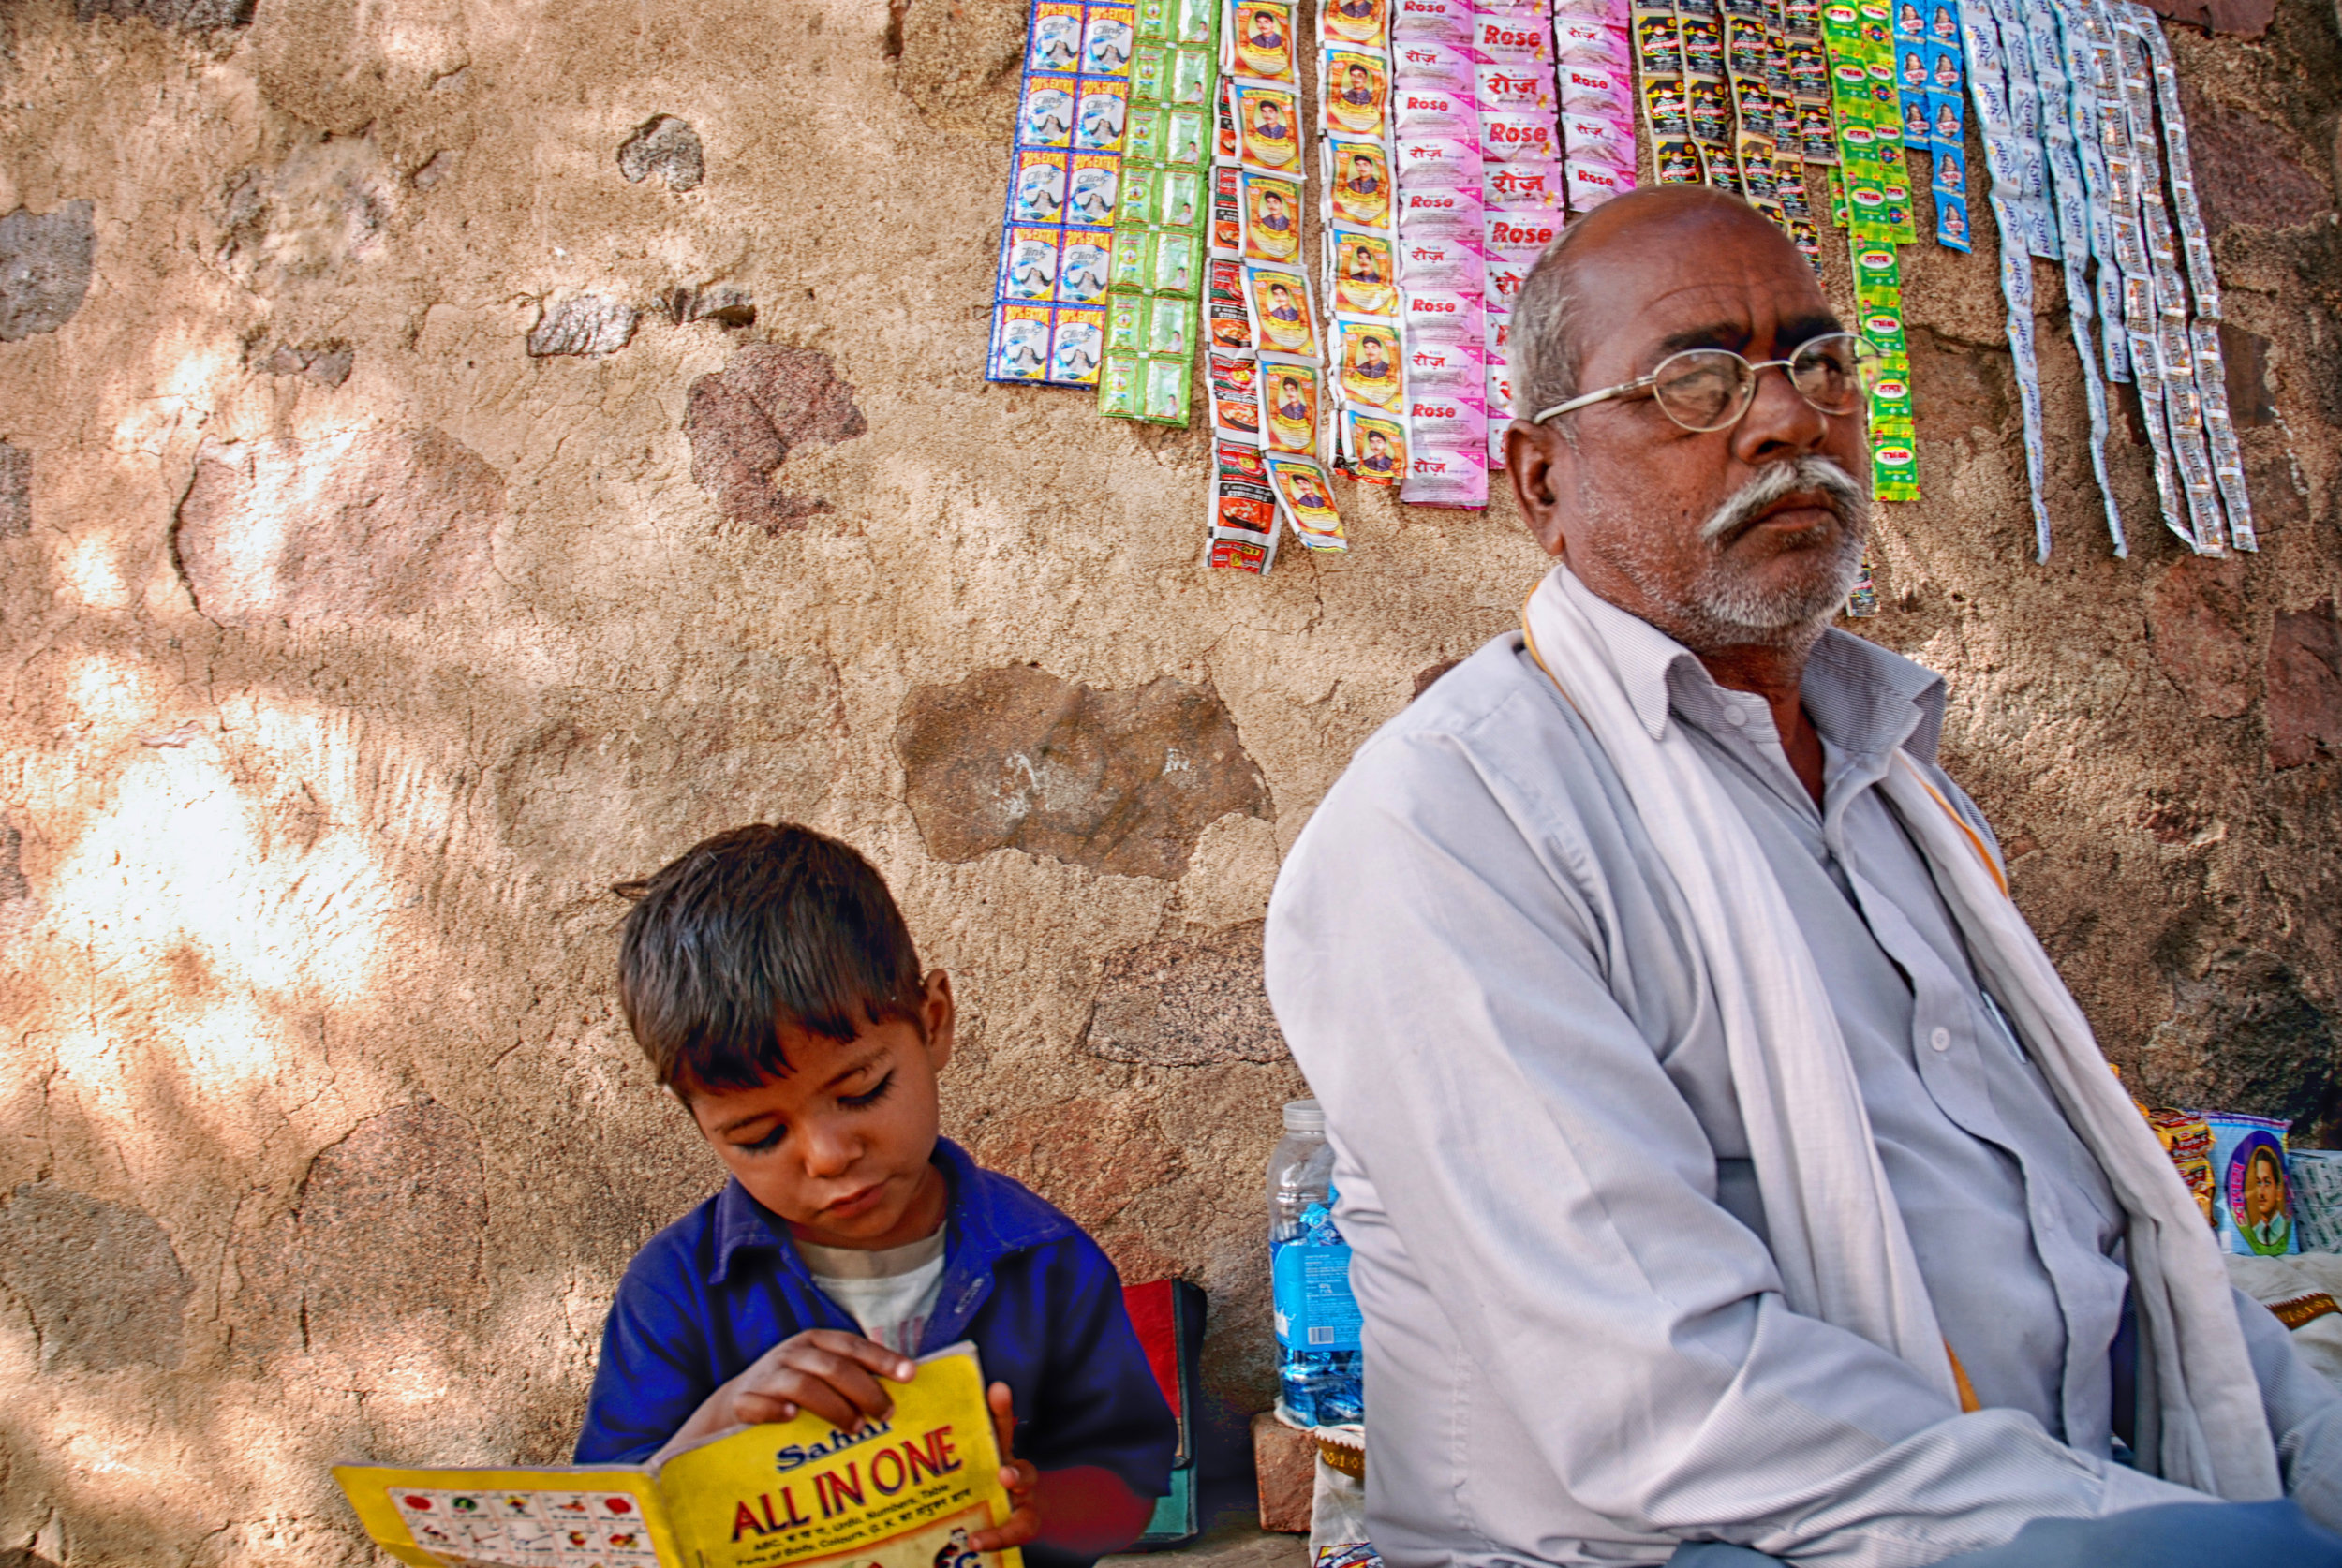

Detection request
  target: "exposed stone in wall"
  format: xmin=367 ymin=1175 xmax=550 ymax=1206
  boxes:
xmin=2138 ymin=0 xmax=2275 ymax=37
xmin=0 ymin=823 xmax=24 ymax=904
xmin=214 ymin=137 xmax=390 ymax=287
xmin=683 ymin=343 xmax=867 ymax=531
xmin=289 ymin=1102 xmax=487 ymax=1345
xmin=527 ymin=295 xmax=639 ymax=359
xmin=1088 ymin=922 xmax=1285 ymax=1066
xmin=665 ymin=284 xmax=757 ymax=329
xmin=0 ymin=440 xmax=26 ymax=538
xmin=2269 ymin=600 xmax=2342 ymax=768
xmin=411 ymin=150 xmax=460 ymax=190
xmin=488 ymin=652 xmax=850 ymax=886
xmin=0 ymin=1183 xmax=190 ymax=1372
xmin=1907 ymin=327 xmax=2011 ymax=443
xmin=251 ymin=0 xmax=470 ymax=135
xmin=2222 ymin=324 xmax=2278 ymax=426
xmin=0 ymin=202 xmax=95 ymax=343
xmin=897 ymin=666 xmax=1271 ymax=880
xmin=965 ymin=1097 xmax=1182 ymax=1235
xmin=172 ymin=428 xmax=504 ymax=626
xmin=76 ymin=0 xmax=252 ymax=29
xmin=2147 ymin=558 xmax=2256 ymax=718
xmin=2184 ymin=101 xmax=2332 ymax=236
xmin=892 ymin=0 xmax=1032 ymax=129
xmin=259 ymin=339 xmax=355 ymax=388
xmin=2149 ymin=951 xmax=2339 ymax=1136
xmin=617 ymin=116 xmax=705 ymax=193
xmin=235 ymin=1102 xmax=488 ymax=1359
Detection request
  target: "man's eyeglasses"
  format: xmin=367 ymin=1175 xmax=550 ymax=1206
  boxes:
xmin=1530 ymin=332 xmax=1883 ymax=433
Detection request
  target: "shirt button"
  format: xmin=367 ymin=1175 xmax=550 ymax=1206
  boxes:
xmin=1930 ymin=1027 xmax=1952 ymax=1053
xmin=1725 ymin=704 xmax=1749 ymax=727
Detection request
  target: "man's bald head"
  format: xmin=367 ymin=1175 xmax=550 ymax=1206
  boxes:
xmin=1514 ymin=187 xmax=1810 ymax=431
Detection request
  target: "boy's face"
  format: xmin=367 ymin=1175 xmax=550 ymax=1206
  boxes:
xmin=685 ymin=970 xmax=957 ymax=1250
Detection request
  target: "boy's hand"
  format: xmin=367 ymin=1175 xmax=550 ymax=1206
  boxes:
xmin=660 ymin=1331 xmax=914 ymax=1459
xmin=968 ymin=1382 xmax=1042 ymax=1553
xmin=728 ymin=1330 xmax=915 ymax=1429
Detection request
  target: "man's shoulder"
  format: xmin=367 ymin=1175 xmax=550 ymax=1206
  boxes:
xmin=1338 ymin=630 xmax=1596 ymax=794
xmin=1273 ymin=629 xmax=1623 ymax=905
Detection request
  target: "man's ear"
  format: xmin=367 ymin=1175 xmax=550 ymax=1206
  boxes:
xmin=1504 ymin=419 xmax=1572 ymax=558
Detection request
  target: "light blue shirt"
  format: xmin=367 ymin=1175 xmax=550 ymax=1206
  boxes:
xmin=1264 ymin=584 xmax=2342 ymax=1567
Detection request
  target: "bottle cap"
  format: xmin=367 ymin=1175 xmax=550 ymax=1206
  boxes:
xmin=1282 ymin=1098 xmax=1325 ymax=1131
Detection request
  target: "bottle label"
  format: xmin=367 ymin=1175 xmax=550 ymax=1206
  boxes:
xmin=1271 ymin=1239 xmax=1363 ymax=1352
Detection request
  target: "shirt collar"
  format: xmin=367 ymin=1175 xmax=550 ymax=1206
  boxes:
xmin=706 ymin=1136 xmax=1074 ymax=1287
xmin=1559 ymin=569 xmax=1948 ymax=763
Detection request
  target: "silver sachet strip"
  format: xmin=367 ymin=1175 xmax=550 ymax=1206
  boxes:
xmin=2137 ymin=5 xmax=2255 ymax=548
xmin=1961 ymin=0 xmax=2053 ymax=560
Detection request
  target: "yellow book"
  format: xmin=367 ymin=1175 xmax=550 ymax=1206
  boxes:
xmin=334 ymin=1343 xmax=1023 ymax=1568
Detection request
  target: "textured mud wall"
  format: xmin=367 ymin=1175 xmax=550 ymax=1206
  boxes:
xmin=0 ymin=0 xmax=2338 ymax=1560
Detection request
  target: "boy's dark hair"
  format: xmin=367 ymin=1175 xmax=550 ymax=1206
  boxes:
xmin=615 ymin=824 xmax=926 ymax=1094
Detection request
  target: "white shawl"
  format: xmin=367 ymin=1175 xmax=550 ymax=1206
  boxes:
xmin=1523 ymin=563 xmax=2278 ymax=1499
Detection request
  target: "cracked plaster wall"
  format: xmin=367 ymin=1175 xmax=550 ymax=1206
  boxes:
xmin=0 ymin=0 xmax=2339 ymax=1561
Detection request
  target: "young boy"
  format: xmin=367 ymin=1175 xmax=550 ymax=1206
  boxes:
xmin=578 ymin=824 xmax=1177 ymax=1568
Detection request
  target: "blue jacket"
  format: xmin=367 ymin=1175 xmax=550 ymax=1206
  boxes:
xmin=577 ymin=1139 xmax=1177 ymax=1561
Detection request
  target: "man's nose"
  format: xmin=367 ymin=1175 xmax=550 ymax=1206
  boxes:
xmin=1729 ymin=359 xmax=1831 ymax=468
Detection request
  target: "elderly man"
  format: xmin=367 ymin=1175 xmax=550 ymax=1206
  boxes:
xmin=1264 ymin=186 xmax=2342 ymax=1566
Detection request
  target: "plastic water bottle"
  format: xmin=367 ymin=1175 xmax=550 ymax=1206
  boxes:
xmin=1268 ymin=1099 xmax=1363 ymax=1427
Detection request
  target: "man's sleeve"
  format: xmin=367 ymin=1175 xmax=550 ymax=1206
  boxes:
xmin=1019 ymin=1235 xmax=1178 ymax=1498
xmin=1265 ymin=717 xmax=2207 ymax=1566
xmin=573 ymin=1252 xmax=717 ymax=1465
xmin=2232 ymin=1284 xmax=2342 ymax=1530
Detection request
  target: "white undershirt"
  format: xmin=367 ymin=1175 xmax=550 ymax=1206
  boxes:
xmin=798 ymin=1231 xmax=948 ymax=1355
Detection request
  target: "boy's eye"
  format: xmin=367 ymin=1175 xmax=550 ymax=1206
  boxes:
xmin=839 ymin=1072 xmax=897 ymax=1111
xmin=734 ymin=1122 xmax=787 ymax=1154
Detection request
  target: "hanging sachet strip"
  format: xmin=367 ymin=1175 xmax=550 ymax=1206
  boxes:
xmin=1479 ymin=0 xmax=1565 ymax=473
xmin=1785 ymin=0 xmax=1836 ymax=263
xmin=2137 ymin=5 xmax=2254 ymax=548
xmin=2043 ymin=0 xmax=2127 ymax=551
xmin=2110 ymin=2 xmax=2219 ymax=550
xmin=1240 ymin=0 xmax=1348 ymax=548
xmin=1824 ymin=1 xmax=1918 ymax=499
xmin=1898 ymin=0 xmax=1970 ymax=250
xmin=1556 ymin=0 xmax=1640 ymax=217
xmin=2081 ymin=0 xmax=2186 ymax=547
xmin=1634 ymin=0 xmax=1700 ymax=184
xmin=990 ymin=0 xmax=1143 ymax=388
xmin=2019 ymin=0 xmax=2124 ymax=555
xmin=1958 ymin=0 xmax=2051 ymax=553
xmin=1766 ymin=0 xmax=1823 ymax=264
xmin=1857 ymin=1 xmax=1919 ymax=244
xmin=1094 ymin=0 xmax=1216 ymax=420
xmin=1205 ymin=2 xmax=1286 ymax=568
xmin=1323 ymin=0 xmax=1404 ymax=509
xmin=1384 ymin=0 xmax=1486 ymax=507
xmin=1219 ymin=0 xmax=1344 ymax=547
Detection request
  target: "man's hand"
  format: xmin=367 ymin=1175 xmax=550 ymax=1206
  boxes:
xmin=657 ymin=1331 xmax=914 ymax=1462
xmin=967 ymin=1383 xmax=1156 ymax=1558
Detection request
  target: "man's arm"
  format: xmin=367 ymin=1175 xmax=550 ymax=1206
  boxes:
xmin=1265 ymin=711 xmax=2205 ymax=1565
xmin=2232 ymin=1285 xmax=2342 ymax=1530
